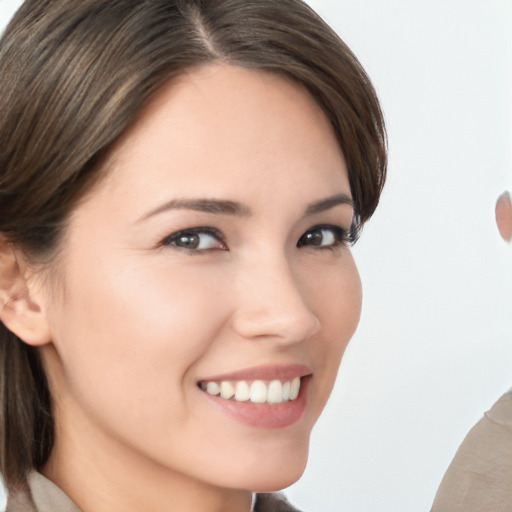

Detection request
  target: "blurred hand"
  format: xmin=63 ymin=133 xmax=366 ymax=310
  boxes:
xmin=496 ymin=191 xmax=512 ymax=242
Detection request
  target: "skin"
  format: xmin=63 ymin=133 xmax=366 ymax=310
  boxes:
xmin=2 ymin=64 xmax=362 ymax=512
xmin=496 ymin=191 xmax=512 ymax=243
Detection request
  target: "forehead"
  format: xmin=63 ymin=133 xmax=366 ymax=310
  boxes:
xmin=83 ymin=64 xmax=348 ymax=212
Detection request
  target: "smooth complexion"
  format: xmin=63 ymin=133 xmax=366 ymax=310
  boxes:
xmin=30 ymin=65 xmax=362 ymax=512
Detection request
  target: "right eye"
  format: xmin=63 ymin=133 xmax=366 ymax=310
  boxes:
xmin=161 ymin=227 xmax=227 ymax=252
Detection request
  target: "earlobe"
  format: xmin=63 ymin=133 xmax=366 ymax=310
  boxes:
xmin=0 ymin=237 xmax=52 ymax=346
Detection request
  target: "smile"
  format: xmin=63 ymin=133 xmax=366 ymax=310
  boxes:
xmin=198 ymin=365 xmax=311 ymax=428
xmin=199 ymin=378 xmax=301 ymax=404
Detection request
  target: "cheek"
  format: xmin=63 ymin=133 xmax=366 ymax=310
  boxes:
xmin=309 ymin=254 xmax=362 ymax=346
xmin=47 ymin=255 xmax=231 ymax=425
xmin=305 ymin=254 xmax=361 ymax=413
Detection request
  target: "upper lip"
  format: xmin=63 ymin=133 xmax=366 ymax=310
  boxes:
xmin=199 ymin=364 xmax=312 ymax=383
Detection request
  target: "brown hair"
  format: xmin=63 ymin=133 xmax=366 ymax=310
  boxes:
xmin=0 ymin=0 xmax=386 ymax=489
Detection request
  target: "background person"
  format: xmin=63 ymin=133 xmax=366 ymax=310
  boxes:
xmin=430 ymin=191 xmax=512 ymax=512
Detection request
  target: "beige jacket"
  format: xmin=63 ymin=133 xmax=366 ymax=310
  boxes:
xmin=5 ymin=472 xmax=301 ymax=512
xmin=431 ymin=390 xmax=512 ymax=512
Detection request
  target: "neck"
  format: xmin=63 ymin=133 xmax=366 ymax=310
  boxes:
xmin=43 ymin=411 xmax=253 ymax=512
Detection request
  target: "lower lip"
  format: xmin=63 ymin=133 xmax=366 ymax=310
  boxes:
xmin=202 ymin=377 xmax=309 ymax=429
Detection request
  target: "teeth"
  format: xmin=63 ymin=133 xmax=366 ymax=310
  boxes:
xmin=234 ymin=381 xmax=250 ymax=401
xmin=250 ymin=380 xmax=268 ymax=403
xmin=283 ymin=380 xmax=291 ymax=401
xmin=290 ymin=377 xmax=300 ymax=400
xmin=267 ymin=380 xmax=283 ymax=404
xmin=206 ymin=382 xmax=220 ymax=396
xmin=219 ymin=381 xmax=235 ymax=400
xmin=200 ymin=377 xmax=302 ymax=404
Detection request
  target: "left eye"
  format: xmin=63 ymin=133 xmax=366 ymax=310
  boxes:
xmin=297 ymin=225 xmax=349 ymax=249
xmin=161 ymin=228 xmax=226 ymax=251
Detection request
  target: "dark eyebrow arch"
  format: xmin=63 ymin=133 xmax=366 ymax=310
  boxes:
xmin=304 ymin=193 xmax=354 ymax=216
xmin=139 ymin=193 xmax=353 ymax=223
xmin=138 ymin=198 xmax=251 ymax=222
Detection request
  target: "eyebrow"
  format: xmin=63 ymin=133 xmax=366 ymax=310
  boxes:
xmin=138 ymin=198 xmax=251 ymax=222
xmin=304 ymin=193 xmax=354 ymax=215
xmin=138 ymin=193 xmax=353 ymax=222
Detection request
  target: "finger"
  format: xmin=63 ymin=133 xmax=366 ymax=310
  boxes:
xmin=495 ymin=191 xmax=512 ymax=242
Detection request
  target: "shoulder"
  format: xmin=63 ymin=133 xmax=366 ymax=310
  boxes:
xmin=5 ymin=481 xmax=37 ymax=512
xmin=430 ymin=390 xmax=512 ymax=512
xmin=485 ymin=388 xmax=512 ymax=426
xmin=5 ymin=472 xmax=80 ymax=512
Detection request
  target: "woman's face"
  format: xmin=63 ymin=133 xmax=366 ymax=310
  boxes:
xmin=41 ymin=64 xmax=362 ymax=492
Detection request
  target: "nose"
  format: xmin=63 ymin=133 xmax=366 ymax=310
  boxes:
xmin=230 ymin=256 xmax=321 ymax=344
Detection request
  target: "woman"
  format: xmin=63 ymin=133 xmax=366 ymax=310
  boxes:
xmin=0 ymin=1 xmax=386 ymax=510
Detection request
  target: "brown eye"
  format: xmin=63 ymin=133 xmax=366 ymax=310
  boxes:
xmin=297 ymin=225 xmax=348 ymax=248
xmin=162 ymin=228 xmax=226 ymax=251
xmin=174 ymin=233 xmax=202 ymax=249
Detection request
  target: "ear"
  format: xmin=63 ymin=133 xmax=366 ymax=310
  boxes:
xmin=0 ymin=236 xmax=52 ymax=346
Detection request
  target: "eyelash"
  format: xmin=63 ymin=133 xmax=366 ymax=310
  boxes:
xmin=160 ymin=224 xmax=351 ymax=253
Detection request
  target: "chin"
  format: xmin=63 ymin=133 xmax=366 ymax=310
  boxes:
xmin=234 ymin=444 xmax=310 ymax=493
xmin=249 ymin=466 xmax=307 ymax=493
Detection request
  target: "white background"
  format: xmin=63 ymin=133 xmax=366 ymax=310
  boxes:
xmin=1 ymin=1 xmax=511 ymax=511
